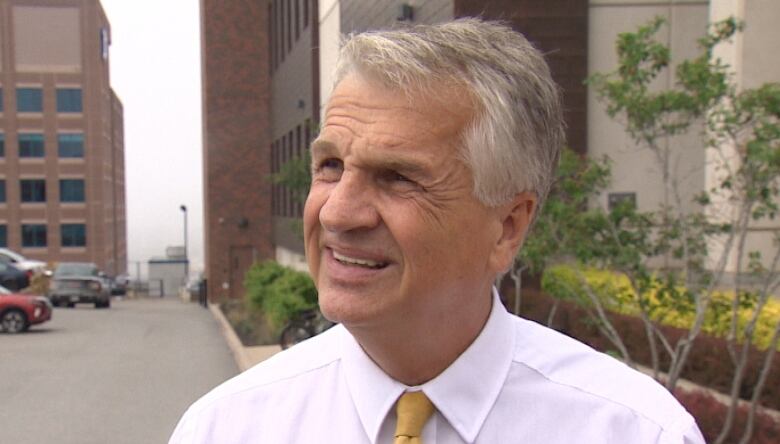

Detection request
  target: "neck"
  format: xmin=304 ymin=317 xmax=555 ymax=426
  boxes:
xmin=347 ymin=287 xmax=494 ymax=386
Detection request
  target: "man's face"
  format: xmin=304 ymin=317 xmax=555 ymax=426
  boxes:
xmin=304 ymin=74 xmax=515 ymax=330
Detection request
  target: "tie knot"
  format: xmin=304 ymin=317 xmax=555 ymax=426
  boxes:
xmin=395 ymin=391 xmax=435 ymax=439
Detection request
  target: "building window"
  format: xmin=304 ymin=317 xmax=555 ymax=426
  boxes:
xmin=0 ymin=133 xmax=5 ymax=157
xmin=21 ymin=224 xmax=47 ymax=247
xmin=56 ymin=88 xmax=82 ymax=113
xmin=61 ymin=224 xmax=86 ymax=247
xmin=0 ymin=225 xmax=6 ymax=247
xmin=60 ymin=179 xmax=85 ymax=202
xmin=287 ymin=0 xmax=292 ymax=52
xmin=21 ymin=179 xmax=46 ymax=203
xmin=19 ymin=133 xmax=45 ymax=157
xmin=0 ymin=180 xmax=5 ymax=203
xmin=270 ymin=2 xmax=276 ymax=71
xmin=17 ymin=88 xmax=43 ymax=112
xmin=303 ymin=0 xmax=308 ymax=29
xmin=58 ymin=134 xmax=84 ymax=158
xmin=0 ymin=88 xmax=4 ymax=112
xmin=294 ymin=0 xmax=300 ymax=41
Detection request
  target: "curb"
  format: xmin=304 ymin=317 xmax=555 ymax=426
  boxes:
xmin=208 ymin=302 xmax=254 ymax=372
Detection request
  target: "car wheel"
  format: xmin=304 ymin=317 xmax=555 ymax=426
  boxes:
xmin=1 ymin=309 xmax=29 ymax=334
xmin=51 ymin=299 xmax=61 ymax=307
xmin=66 ymin=303 xmax=75 ymax=308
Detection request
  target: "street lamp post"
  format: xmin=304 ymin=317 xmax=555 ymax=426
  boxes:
xmin=180 ymin=205 xmax=189 ymax=281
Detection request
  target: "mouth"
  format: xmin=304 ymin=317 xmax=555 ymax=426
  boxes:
xmin=331 ymin=249 xmax=389 ymax=270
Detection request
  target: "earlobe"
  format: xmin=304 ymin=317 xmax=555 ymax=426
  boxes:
xmin=489 ymin=192 xmax=537 ymax=273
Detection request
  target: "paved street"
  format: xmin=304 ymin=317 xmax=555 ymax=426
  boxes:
xmin=0 ymin=297 xmax=238 ymax=444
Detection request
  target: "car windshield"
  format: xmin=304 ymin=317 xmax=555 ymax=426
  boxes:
xmin=55 ymin=263 xmax=99 ymax=277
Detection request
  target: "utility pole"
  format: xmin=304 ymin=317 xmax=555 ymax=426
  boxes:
xmin=180 ymin=205 xmax=189 ymax=281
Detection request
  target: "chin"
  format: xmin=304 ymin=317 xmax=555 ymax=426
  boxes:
xmin=318 ymin=288 xmax=384 ymax=327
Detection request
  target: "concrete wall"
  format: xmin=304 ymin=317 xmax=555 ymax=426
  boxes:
xmin=339 ymin=0 xmax=452 ymax=34
xmin=588 ymin=0 xmax=709 ymax=214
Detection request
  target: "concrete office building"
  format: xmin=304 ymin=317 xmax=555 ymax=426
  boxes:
xmin=0 ymin=0 xmax=126 ymax=275
xmin=588 ymin=0 xmax=780 ymax=274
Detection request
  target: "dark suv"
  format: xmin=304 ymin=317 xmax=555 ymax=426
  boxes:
xmin=48 ymin=262 xmax=111 ymax=308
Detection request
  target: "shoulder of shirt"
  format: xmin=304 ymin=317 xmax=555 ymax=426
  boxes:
xmin=509 ymin=314 xmax=696 ymax=436
xmin=184 ymin=324 xmax=344 ymax=412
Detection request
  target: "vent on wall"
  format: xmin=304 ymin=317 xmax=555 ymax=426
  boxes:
xmin=607 ymin=192 xmax=636 ymax=211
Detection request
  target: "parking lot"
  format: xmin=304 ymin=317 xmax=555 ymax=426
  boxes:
xmin=0 ymin=297 xmax=238 ymax=444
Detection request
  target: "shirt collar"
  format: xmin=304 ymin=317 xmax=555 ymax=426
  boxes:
xmin=340 ymin=289 xmax=515 ymax=443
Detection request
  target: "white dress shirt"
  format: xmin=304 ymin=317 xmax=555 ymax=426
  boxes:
xmin=170 ymin=291 xmax=704 ymax=443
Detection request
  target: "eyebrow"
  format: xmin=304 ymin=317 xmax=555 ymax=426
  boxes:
xmin=310 ymin=138 xmax=431 ymax=179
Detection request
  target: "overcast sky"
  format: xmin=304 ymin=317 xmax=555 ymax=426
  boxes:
xmin=99 ymin=0 xmax=203 ymax=278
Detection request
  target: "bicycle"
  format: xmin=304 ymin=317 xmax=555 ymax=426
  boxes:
xmin=279 ymin=308 xmax=335 ymax=350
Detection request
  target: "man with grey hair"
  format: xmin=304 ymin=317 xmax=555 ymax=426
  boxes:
xmin=171 ymin=19 xmax=703 ymax=443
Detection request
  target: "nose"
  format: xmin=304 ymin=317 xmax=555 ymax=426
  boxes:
xmin=319 ymin=172 xmax=380 ymax=233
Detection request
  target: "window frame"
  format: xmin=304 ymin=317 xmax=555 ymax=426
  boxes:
xmin=58 ymin=133 xmax=85 ymax=158
xmin=56 ymin=88 xmax=83 ymax=113
xmin=18 ymin=133 xmax=45 ymax=158
xmin=59 ymin=178 xmax=85 ymax=203
xmin=20 ymin=179 xmax=46 ymax=203
xmin=17 ymin=87 xmax=43 ymax=113
xmin=21 ymin=224 xmax=47 ymax=248
xmin=61 ymin=223 xmax=86 ymax=247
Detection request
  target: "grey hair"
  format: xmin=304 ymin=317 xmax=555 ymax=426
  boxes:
xmin=333 ymin=18 xmax=565 ymax=208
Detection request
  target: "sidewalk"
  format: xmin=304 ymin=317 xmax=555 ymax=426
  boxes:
xmin=208 ymin=302 xmax=280 ymax=371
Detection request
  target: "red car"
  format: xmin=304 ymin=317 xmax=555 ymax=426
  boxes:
xmin=0 ymin=286 xmax=52 ymax=333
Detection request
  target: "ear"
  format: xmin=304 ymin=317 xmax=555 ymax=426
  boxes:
xmin=488 ymin=192 xmax=537 ymax=274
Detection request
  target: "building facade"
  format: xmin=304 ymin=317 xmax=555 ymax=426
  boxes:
xmin=201 ymin=0 xmax=589 ymax=300
xmin=0 ymin=0 xmax=126 ymax=275
xmin=201 ymin=0 xmax=778 ymax=301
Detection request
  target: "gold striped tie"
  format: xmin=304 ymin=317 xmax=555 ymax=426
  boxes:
xmin=393 ymin=391 xmax=435 ymax=444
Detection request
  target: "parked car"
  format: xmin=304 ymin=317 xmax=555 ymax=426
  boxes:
xmin=0 ymin=285 xmax=52 ymax=333
xmin=0 ymin=262 xmax=30 ymax=291
xmin=48 ymin=262 xmax=111 ymax=308
xmin=110 ymin=274 xmax=129 ymax=296
xmin=0 ymin=248 xmax=47 ymax=276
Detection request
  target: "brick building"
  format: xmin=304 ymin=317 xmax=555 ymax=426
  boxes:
xmin=0 ymin=0 xmax=126 ymax=275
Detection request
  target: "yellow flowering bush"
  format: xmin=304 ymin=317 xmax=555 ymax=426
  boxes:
xmin=542 ymin=264 xmax=780 ymax=350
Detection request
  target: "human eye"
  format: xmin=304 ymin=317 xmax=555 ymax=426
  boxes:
xmin=313 ymin=158 xmax=343 ymax=181
xmin=380 ymin=169 xmax=420 ymax=190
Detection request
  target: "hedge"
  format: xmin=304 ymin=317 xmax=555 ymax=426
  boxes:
xmin=244 ymin=261 xmax=318 ymax=332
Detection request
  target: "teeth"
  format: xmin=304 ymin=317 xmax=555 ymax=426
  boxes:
xmin=333 ymin=250 xmax=385 ymax=268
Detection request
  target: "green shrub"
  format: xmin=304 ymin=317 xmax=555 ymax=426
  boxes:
xmin=244 ymin=261 xmax=318 ymax=332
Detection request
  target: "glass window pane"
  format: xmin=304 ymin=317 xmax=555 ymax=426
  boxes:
xmin=0 ymin=133 xmax=4 ymax=157
xmin=58 ymin=134 xmax=84 ymax=158
xmin=56 ymin=88 xmax=82 ymax=113
xmin=60 ymin=179 xmax=85 ymax=202
xmin=17 ymin=88 xmax=43 ymax=112
xmin=0 ymin=180 xmax=5 ymax=202
xmin=0 ymin=225 xmax=6 ymax=248
xmin=20 ymin=179 xmax=46 ymax=202
xmin=61 ymin=224 xmax=86 ymax=247
xmin=0 ymin=88 xmax=4 ymax=113
xmin=19 ymin=133 xmax=45 ymax=157
xmin=21 ymin=224 xmax=47 ymax=247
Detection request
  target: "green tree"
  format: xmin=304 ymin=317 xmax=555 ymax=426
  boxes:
xmin=553 ymin=16 xmax=780 ymax=443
